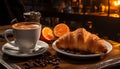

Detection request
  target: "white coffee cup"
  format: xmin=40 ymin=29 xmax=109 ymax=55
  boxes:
xmin=4 ymin=22 xmax=42 ymax=53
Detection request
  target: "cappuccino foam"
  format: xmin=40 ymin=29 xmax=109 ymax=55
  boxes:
xmin=12 ymin=22 xmax=40 ymax=29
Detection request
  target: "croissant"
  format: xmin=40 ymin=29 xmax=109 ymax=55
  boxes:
xmin=55 ymin=28 xmax=108 ymax=54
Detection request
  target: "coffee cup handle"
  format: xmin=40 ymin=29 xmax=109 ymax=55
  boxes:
xmin=10 ymin=18 xmax=18 ymax=25
xmin=3 ymin=29 xmax=15 ymax=46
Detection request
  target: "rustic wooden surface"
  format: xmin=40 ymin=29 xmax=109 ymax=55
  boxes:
xmin=0 ymin=25 xmax=120 ymax=69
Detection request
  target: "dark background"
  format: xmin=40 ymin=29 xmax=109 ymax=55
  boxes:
xmin=0 ymin=0 xmax=120 ymax=42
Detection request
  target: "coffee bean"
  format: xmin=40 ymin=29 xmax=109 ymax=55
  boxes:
xmin=54 ymin=65 xmax=60 ymax=69
xmin=52 ymin=62 xmax=59 ymax=65
xmin=35 ymin=59 xmax=39 ymax=63
xmin=33 ymin=62 xmax=40 ymax=67
xmin=66 ymin=50 xmax=70 ymax=53
xmin=52 ymin=58 xmax=57 ymax=62
xmin=41 ymin=63 xmax=47 ymax=67
xmin=23 ymin=66 xmax=30 ymax=69
xmin=21 ymin=52 xmax=61 ymax=68
xmin=23 ymin=62 xmax=32 ymax=67
xmin=22 ymin=62 xmax=32 ymax=69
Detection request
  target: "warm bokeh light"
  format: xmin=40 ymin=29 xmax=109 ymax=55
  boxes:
xmin=72 ymin=0 xmax=77 ymax=2
xmin=114 ymin=0 xmax=120 ymax=6
xmin=110 ymin=14 xmax=120 ymax=18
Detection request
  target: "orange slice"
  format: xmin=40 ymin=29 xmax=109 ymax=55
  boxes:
xmin=40 ymin=27 xmax=54 ymax=42
xmin=53 ymin=23 xmax=70 ymax=37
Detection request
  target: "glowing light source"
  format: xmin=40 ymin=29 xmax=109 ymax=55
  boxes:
xmin=114 ymin=0 xmax=120 ymax=6
xmin=72 ymin=0 xmax=77 ymax=2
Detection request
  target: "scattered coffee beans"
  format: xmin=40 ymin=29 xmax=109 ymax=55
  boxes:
xmin=21 ymin=52 xmax=61 ymax=69
xmin=61 ymin=48 xmax=94 ymax=55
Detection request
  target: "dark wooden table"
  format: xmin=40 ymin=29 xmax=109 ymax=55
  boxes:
xmin=0 ymin=25 xmax=120 ymax=69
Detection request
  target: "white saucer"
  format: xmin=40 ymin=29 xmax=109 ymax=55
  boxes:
xmin=2 ymin=40 xmax=49 ymax=57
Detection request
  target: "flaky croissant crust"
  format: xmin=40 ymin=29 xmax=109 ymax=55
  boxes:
xmin=55 ymin=28 xmax=108 ymax=54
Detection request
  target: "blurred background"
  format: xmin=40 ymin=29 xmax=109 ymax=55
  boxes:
xmin=0 ymin=0 xmax=120 ymax=42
